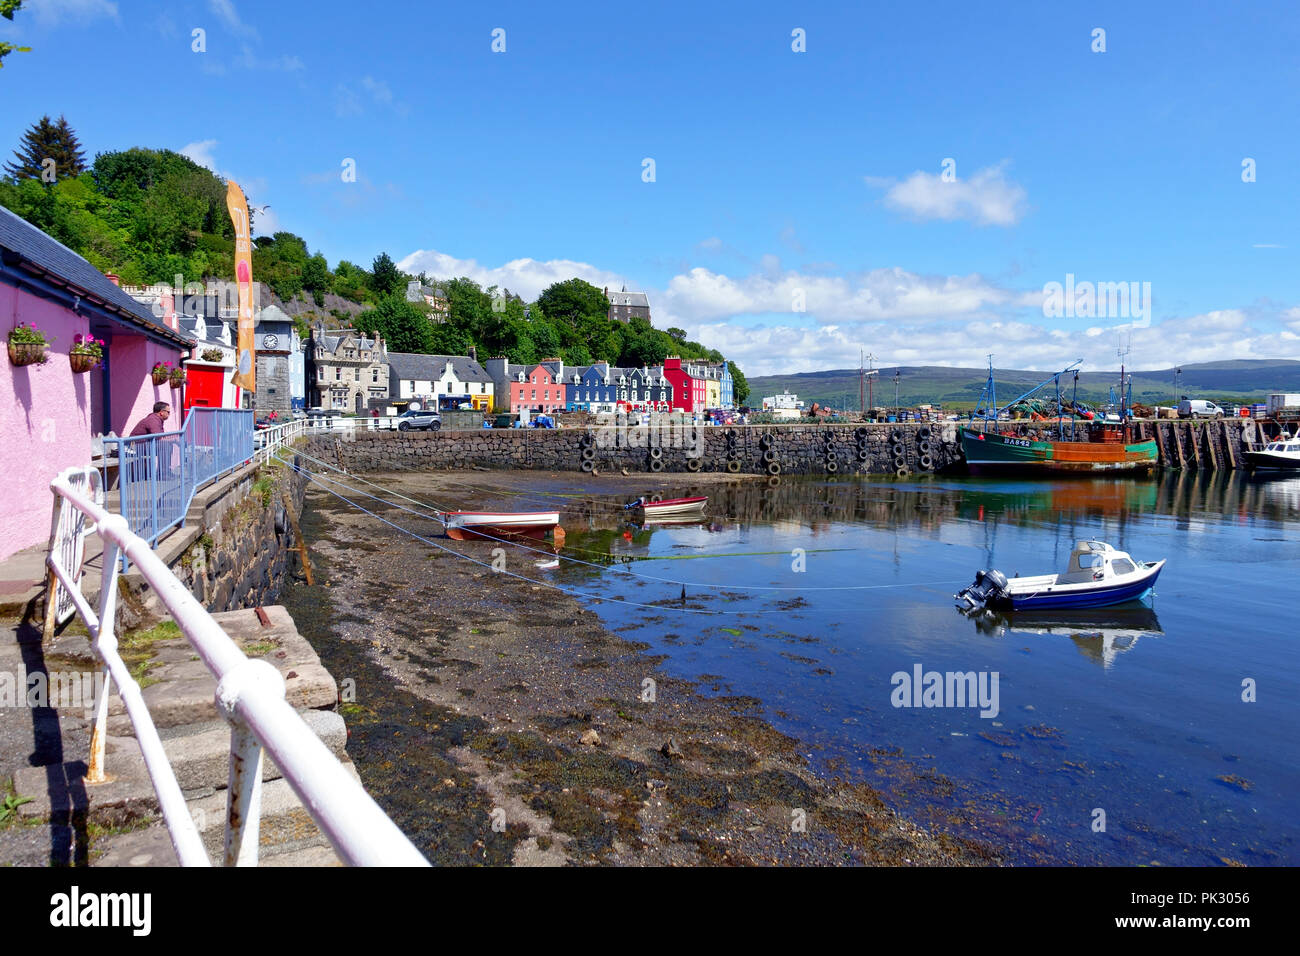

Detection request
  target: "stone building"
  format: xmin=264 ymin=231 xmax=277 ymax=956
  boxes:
xmin=253 ymin=304 xmax=304 ymax=415
xmin=603 ymin=286 xmax=651 ymax=324
xmin=387 ymin=348 xmax=494 ymax=411
xmin=309 ymin=325 xmax=389 ymax=413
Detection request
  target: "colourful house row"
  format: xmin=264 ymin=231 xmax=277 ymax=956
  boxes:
xmin=482 ymin=355 xmax=732 ymax=415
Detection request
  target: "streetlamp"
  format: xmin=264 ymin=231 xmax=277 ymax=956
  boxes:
xmin=894 ymin=370 xmax=901 ymax=418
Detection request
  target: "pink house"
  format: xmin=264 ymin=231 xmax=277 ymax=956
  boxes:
xmin=509 ymin=359 xmax=566 ymax=414
xmin=0 ymin=207 xmax=192 ymax=561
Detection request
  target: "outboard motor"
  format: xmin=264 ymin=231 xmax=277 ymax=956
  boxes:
xmin=955 ymin=569 xmax=1010 ymax=610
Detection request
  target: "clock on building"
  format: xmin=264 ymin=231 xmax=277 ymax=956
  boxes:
xmin=262 ymin=333 xmax=279 ymax=349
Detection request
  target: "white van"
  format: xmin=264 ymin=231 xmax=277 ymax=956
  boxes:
xmin=1177 ymin=399 xmax=1224 ymax=419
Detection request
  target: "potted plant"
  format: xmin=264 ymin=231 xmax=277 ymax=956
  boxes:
xmin=151 ymin=361 xmax=172 ymax=386
xmin=69 ymin=333 xmax=105 ymax=373
xmin=200 ymin=347 xmax=224 ymax=363
xmin=7 ymin=323 xmax=50 ymax=367
xmin=169 ymin=365 xmax=186 ymax=388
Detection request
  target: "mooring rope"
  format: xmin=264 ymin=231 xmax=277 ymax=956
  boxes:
xmin=279 ymin=449 xmax=968 ymax=595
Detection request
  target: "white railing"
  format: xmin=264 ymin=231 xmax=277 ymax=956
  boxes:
xmin=43 ymin=466 xmax=429 ymax=867
xmin=255 ymin=416 xmax=408 ymax=463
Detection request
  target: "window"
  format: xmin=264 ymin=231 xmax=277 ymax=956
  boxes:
xmin=1077 ymin=554 xmax=1103 ymax=570
xmin=335 ymin=368 xmax=341 ymax=380
xmin=1110 ymin=558 xmax=1135 ymax=575
xmin=372 ymin=369 xmax=379 ymax=383
xmin=531 ymin=389 xmax=537 ymax=400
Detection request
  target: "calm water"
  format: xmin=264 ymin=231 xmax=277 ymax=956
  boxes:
xmin=550 ymin=472 xmax=1300 ymax=866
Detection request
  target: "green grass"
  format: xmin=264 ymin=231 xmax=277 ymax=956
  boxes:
xmin=241 ymin=641 xmax=277 ymax=657
xmin=0 ymin=780 xmax=33 ymax=828
xmin=118 ymin=619 xmax=181 ymax=689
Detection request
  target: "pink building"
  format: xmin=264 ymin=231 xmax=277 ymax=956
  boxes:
xmin=0 ymin=207 xmax=192 ymax=561
xmin=509 ymin=360 xmax=565 ymax=414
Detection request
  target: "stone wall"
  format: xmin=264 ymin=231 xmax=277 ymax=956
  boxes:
xmin=168 ymin=458 xmax=309 ymax=612
xmin=298 ymin=418 xmax=1268 ymax=477
xmin=304 ymin=422 xmax=964 ymax=477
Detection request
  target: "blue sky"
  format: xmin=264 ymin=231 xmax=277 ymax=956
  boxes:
xmin=3 ymin=0 xmax=1300 ymax=375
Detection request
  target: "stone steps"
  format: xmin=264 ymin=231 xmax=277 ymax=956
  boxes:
xmin=7 ymin=605 xmax=356 ymax=867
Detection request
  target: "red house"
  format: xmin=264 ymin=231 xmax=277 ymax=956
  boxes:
xmin=663 ymin=357 xmax=707 ymax=413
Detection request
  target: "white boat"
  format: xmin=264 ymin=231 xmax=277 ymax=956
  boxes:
xmin=956 ymin=540 xmax=1165 ymax=611
xmin=630 ymin=495 xmax=708 ymax=517
xmin=441 ymin=510 xmax=560 ymax=541
xmin=1244 ymin=434 xmax=1300 ymax=471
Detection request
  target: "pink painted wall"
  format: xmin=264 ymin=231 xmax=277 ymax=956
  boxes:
xmin=1 ymin=284 xmax=94 ymax=562
xmin=109 ymin=333 xmax=181 ymax=436
xmin=1 ymin=284 xmax=185 ymax=561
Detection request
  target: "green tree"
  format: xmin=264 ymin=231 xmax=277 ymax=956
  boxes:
xmin=370 ymin=252 xmax=405 ymax=297
xmin=666 ymin=327 xmax=686 ymax=342
xmin=5 ymin=115 xmax=87 ymax=181
xmin=728 ymin=360 xmax=750 ymax=405
xmin=356 ymin=294 xmax=435 ymax=353
xmin=536 ymin=278 xmax=608 ymax=327
xmin=0 ymin=1 xmax=31 ymax=70
xmin=301 ymin=253 xmax=330 ymax=303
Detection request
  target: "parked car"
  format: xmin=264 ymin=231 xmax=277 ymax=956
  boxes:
xmin=395 ymin=408 xmax=442 ymax=431
xmin=1177 ymin=399 xmax=1225 ymax=420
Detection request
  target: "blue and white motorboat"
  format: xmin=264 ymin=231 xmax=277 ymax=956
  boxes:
xmin=955 ymin=540 xmax=1164 ymax=611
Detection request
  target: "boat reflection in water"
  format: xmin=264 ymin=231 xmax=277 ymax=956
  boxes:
xmin=961 ymin=605 xmax=1163 ymax=669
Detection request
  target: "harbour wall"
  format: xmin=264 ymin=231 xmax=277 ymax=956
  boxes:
xmin=298 ymin=419 xmax=1273 ymax=476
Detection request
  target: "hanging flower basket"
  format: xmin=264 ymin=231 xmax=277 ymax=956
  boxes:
xmin=169 ymin=367 xmax=186 ymax=388
xmin=70 ymin=352 xmax=98 ymax=373
xmin=8 ymin=323 xmax=50 ymax=367
xmin=151 ymin=362 xmax=171 ymax=386
xmin=8 ymin=341 xmax=48 ymax=367
xmin=69 ymin=334 xmax=104 ymax=374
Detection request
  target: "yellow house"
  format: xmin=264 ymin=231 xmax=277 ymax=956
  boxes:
xmin=705 ymin=365 xmax=722 ymax=409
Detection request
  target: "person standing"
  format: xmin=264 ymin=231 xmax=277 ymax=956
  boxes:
xmin=129 ymin=401 xmax=171 ymax=436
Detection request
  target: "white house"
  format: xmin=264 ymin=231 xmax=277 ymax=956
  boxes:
xmin=386 ymin=350 xmax=494 ymax=411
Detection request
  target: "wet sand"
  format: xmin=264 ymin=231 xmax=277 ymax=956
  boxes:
xmin=282 ymin=466 xmax=1006 ymax=866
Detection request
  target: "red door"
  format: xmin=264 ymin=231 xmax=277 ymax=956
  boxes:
xmin=184 ymin=365 xmax=226 ymax=411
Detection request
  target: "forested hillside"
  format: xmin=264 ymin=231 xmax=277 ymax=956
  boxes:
xmin=1 ymin=116 xmax=747 ymax=398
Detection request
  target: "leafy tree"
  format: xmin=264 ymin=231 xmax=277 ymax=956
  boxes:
xmin=666 ymin=327 xmax=686 ymax=342
xmin=0 ymin=1 xmax=31 ymax=70
xmin=536 ymin=278 xmax=608 ymax=326
xmin=5 ymin=115 xmax=87 ymax=181
xmin=728 ymin=360 xmax=750 ymax=405
xmin=302 ymin=253 xmax=330 ymax=303
xmin=370 ymin=252 xmax=405 ymax=297
xmin=355 ymin=294 xmax=435 ymax=353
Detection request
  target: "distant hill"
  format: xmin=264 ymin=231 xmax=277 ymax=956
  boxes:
xmin=748 ymin=360 xmax=1300 ymax=411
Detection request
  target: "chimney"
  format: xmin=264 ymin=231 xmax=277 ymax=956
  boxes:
xmin=468 ymin=345 xmax=477 ymax=362
xmin=105 ymin=273 xmax=120 ymax=287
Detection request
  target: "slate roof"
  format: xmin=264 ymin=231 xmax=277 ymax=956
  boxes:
xmin=609 ymin=291 xmax=650 ymax=308
xmin=318 ymin=330 xmax=380 ymax=355
xmin=387 ymin=352 xmax=489 ymax=383
xmin=0 ymin=205 xmax=192 ymax=347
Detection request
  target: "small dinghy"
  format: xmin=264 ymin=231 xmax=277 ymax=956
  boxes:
xmin=629 ymin=495 xmax=708 ymax=517
xmin=442 ymin=510 xmax=560 ymax=541
xmin=955 ymin=540 xmax=1164 ymax=611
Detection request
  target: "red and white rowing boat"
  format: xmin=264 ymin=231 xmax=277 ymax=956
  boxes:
xmin=634 ymin=495 xmax=708 ymax=517
xmin=441 ymin=510 xmax=560 ymax=541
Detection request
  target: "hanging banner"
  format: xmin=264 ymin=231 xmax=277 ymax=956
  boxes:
xmin=225 ymin=180 xmax=255 ymax=392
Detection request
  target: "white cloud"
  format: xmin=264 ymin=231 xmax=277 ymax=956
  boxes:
xmin=334 ymin=76 xmax=406 ymax=117
xmin=180 ymin=139 xmax=220 ymax=171
xmin=684 ymin=308 xmax=1294 ymax=377
xmin=25 ymin=0 xmax=117 ymax=25
xmin=397 ymin=250 xmax=629 ymax=301
xmin=236 ymin=44 xmax=303 ymax=71
xmin=869 ymin=163 xmax=1028 ymax=227
xmin=209 ymin=0 xmax=257 ymax=38
xmin=661 ymin=263 xmax=1021 ymax=323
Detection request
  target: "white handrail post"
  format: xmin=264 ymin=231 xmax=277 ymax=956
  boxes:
xmin=224 ymin=726 xmax=264 ymax=866
xmin=217 ymin=659 xmax=283 ymax=867
xmin=86 ymin=533 xmax=123 ymax=785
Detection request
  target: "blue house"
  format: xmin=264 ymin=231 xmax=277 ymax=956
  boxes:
xmin=719 ymin=361 xmax=734 ymax=408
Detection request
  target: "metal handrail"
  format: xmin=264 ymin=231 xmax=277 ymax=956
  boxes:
xmin=45 ymin=467 xmax=429 ymax=867
xmin=103 ymin=408 xmax=254 ymax=566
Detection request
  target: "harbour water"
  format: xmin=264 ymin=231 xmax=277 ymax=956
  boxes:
xmin=550 ymin=471 xmax=1300 ymax=865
